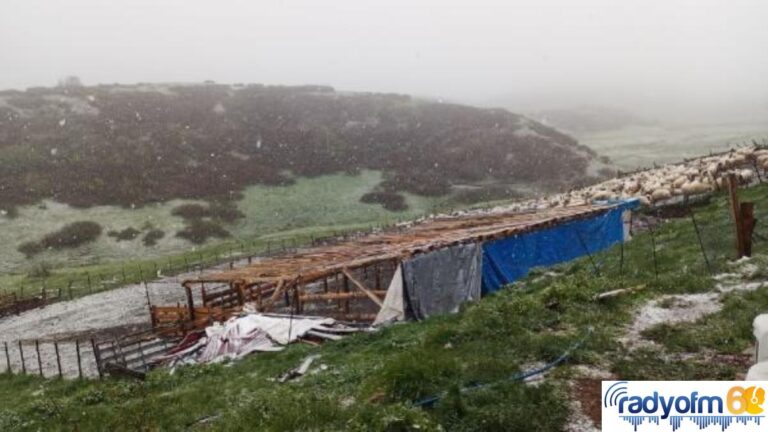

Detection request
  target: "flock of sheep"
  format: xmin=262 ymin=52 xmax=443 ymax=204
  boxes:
xmin=558 ymin=145 xmax=764 ymax=208
xmin=457 ymin=144 xmax=768 ymax=218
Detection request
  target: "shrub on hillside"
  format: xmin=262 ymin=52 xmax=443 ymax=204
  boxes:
xmin=175 ymin=220 xmax=230 ymax=244
xmin=17 ymin=221 xmax=102 ymax=258
xmin=171 ymin=204 xmax=209 ymax=221
xmin=208 ymin=201 xmax=245 ymax=222
xmin=39 ymin=221 xmax=102 ymax=250
xmin=142 ymin=229 xmax=165 ymax=247
xmin=17 ymin=241 xmax=43 ymax=258
xmin=360 ymin=192 xmax=408 ymax=211
xmin=107 ymin=227 xmax=141 ymax=241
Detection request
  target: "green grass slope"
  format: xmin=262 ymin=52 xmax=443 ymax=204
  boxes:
xmin=4 ymin=181 xmax=768 ymax=430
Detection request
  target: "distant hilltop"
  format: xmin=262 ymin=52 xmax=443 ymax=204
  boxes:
xmin=0 ymin=82 xmax=612 ymax=213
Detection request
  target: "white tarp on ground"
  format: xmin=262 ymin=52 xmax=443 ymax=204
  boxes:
xmin=158 ymin=314 xmax=338 ymax=366
xmin=373 ymin=265 xmax=405 ymax=326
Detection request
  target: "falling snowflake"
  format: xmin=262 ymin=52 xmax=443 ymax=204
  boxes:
xmin=58 ymin=118 xmax=66 ymax=127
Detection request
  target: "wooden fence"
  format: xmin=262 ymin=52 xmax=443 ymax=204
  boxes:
xmin=1 ymin=338 xmax=100 ymax=379
xmin=0 ymin=226 xmax=393 ymax=321
xmin=1 ymin=330 xmax=181 ymax=380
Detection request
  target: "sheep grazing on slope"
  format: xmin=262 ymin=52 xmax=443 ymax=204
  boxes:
xmin=681 ymin=180 xmax=710 ymax=196
xmin=651 ymin=188 xmax=672 ymax=202
xmin=475 ymin=144 xmax=764 ymax=216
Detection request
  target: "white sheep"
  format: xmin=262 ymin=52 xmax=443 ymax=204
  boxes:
xmin=651 ymin=188 xmax=672 ymax=202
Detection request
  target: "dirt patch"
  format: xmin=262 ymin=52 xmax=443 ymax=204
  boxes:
xmin=574 ymin=378 xmax=602 ymax=429
xmin=565 ymin=381 xmax=600 ymax=432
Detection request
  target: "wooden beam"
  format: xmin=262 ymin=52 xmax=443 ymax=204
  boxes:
xmin=300 ymin=290 xmax=388 ymax=302
xmin=259 ymin=279 xmax=286 ymax=311
xmin=341 ymin=268 xmax=384 ymax=308
xmin=184 ymin=284 xmax=195 ymax=321
xmin=742 ymin=202 xmax=756 ymax=257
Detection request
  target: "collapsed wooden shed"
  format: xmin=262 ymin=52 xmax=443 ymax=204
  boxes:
xmin=151 ymin=202 xmax=632 ymax=334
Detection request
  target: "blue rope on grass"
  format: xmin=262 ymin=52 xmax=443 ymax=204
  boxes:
xmin=413 ymin=326 xmax=594 ymax=408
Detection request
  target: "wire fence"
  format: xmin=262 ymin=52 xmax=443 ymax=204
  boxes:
xmin=0 ymin=224 xmax=394 ymax=319
xmin=0 ymin=189 xmax=763 ymax=380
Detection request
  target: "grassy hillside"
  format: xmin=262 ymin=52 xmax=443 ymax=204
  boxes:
xmin=0 ymin=83 xmax=604 ymax=214
xmin=3 ymin=179 xmax=768 ymax=431
xmin=0 ymin=82 xmax=610 ymax=279
xmin=0 ymin=170 xmax=442 ymax=275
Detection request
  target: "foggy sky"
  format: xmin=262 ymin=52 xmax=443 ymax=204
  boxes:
xmin=1 ymin=0 xmax=767 ymax=114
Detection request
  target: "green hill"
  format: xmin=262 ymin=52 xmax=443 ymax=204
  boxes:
xmin=0 ymin=83 xmax=605 ymax=212
xmin=2 ymin=172 xmax=768 ymax=431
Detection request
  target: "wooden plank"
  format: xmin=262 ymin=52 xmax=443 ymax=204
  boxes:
xmin=299 ymin=290 xmax=387 ymax=302
xmin=341 ymin=268 xmax=384 ymax=308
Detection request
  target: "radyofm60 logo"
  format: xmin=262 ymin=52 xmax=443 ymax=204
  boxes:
xmin=602 ymin=381 xmax=767 ymax=431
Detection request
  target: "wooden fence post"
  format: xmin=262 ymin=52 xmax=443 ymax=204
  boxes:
xmin=35 ymin=340 xmax=43 ymax=377
xmin=91 ymin=338 xmax=103 ymax=379
xmin=54 ymin=341 xmax=62 ymax=378
xmin=4 ymin=342 xmax=10 ymax=373
xmin=18 ymin=341 xmax=25 ymax=374
xmin=144 ymin=282 xmax=152 ymax=311
xmin=75 ymin=340 xmax=83 ymax=379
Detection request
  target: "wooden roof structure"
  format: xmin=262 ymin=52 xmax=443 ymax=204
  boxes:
xmin=184 ymin=203 xmax=619 ymax=288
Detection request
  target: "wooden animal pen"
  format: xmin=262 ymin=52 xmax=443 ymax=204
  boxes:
xmin=151 ymin=203 xmax=620 ymax=333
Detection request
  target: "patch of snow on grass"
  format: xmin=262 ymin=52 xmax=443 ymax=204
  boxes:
xmin=622 ymin=293 xmax=720 ymax=349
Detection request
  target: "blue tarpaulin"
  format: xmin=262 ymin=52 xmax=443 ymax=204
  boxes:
xmin=481 ymin=200 xmax=639 ymax=294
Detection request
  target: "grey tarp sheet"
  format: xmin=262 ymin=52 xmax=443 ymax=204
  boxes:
xmin=402 ymin=243 xmax=482 ymax=320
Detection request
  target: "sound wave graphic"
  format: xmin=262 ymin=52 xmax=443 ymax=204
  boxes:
xmin=621 ymin=415 xmax=659 ymax=430
xmin=621 ymin=415 xmax=764 ymax=431
xmin=604 ymin=381 xmax=628 ymax=408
